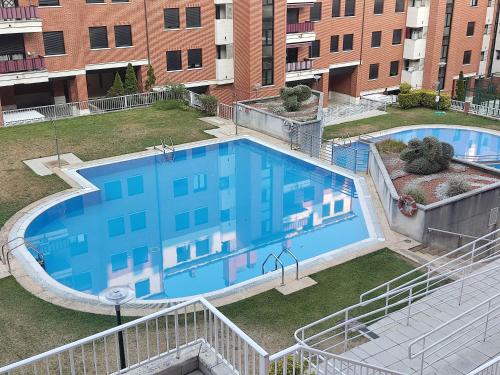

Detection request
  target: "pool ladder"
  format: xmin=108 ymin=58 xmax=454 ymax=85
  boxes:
xmin=154 ymin=136 xmax=175 ymax=162
xmin=1 ymin=237 xmax=45 ymax=273
xmin=262 ymin=248 xmax=299 ymax=286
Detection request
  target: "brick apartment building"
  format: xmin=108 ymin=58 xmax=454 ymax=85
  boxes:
xmin=0 ymin=0 xmax=498 ymax=120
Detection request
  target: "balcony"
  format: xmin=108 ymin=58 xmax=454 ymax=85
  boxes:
xmin=215 ymin=19 xmax=233 ymax=45
xmin=479 ymin=60 xmax=487 ymax=76
xmin=0 ymin=56 xmax=48 ymax=87
xmin=287 ymin=0 xmax=317 ymax=4
xmin=486 ymin=6 xmax=494 ymax=25
xmin=403 ymin=38 xmax=426 ymax=60
xmin=0 ymin=6 xmax=42 ymax=34
xmin=286 ymin=22 xmax=315 ymax=44
xmin=286 ymin=60 xmax=315 ymax=81
xmin=401 ymin=68 xmax=423 ymax=89
xmin=406 ymin=6 xmax=429 ymax=28
xmin=216 ymin=58 xmax=234 ymax=83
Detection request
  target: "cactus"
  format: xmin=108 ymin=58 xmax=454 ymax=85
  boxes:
xmin=400 ymin=136 xmax=454 ymax=175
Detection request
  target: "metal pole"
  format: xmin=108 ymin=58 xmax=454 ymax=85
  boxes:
xmin=115 ymin=304 xmax=126 ymax=370
xmin=52 ymin=120 xmax=61 ymax=168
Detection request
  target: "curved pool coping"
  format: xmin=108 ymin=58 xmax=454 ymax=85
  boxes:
xmin=6 ymin=134 xmax=384 ymax=314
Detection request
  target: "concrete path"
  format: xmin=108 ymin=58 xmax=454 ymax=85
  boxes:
xmin=343 ymin=260 xmax=500 ymax=374
xmin=324 ymin=110 xmax=387 ymax=126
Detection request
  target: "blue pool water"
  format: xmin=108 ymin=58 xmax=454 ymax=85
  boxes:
xmin=25 ymin=139 xmax=369 ymax=300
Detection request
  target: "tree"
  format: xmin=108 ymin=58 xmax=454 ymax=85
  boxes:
xmin=123 ymin=63 xmax=138 ymax=95
xmin=106 ymin=73 xmax=125 ymax=97
xmin=145 ymin=64 xmax=156 ymax=92
xmin=456 ymin=71 xmax=466 ymax=102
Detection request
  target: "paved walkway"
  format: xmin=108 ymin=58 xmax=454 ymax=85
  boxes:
xmin=323 ymin=109 xmax=387 ymax=126
xmin=343 ymin=260 xmax=500 ymax=374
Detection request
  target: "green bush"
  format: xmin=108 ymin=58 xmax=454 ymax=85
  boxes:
xmin=270 ymin=356 xmax=314 ymax=375
xmin=439 ymin=93 xmax=451 ymax=110
xmin=296 ymin=84 xmax=312 ymax=102
xmin=268 ymin=104 xmax=286 ymax=115
xmin=456 ymin=71 xmax=466 ymax=101
xmin=400 ymin=136 xmax=454 ymax=175
xmin=376 ymin=139 xmax=407 ymax=154
xmin=446 ymin=177 xmax=471 ymax=197
xmin=284 ymin=95 xmax=300 ymax=112
xmin=124 ymin=63 xmax=139 ymax=95
xmin=153 ymin=99 xmax=187 ymax=111
xmin=417 ymin=89 xmax=436 ymax=108
xmin=399 ymin=82 xmax=412 ymax=94
xmin=199 ymin=94 xmax=218 ymax=115
xmin=106 ymin=73 xmax=125 ymax=97
xmin=145 ymin=64 xmax=156 ymax=92
xmin=279 ymin=86 xmax=296 ymax=101
xmin=403 ymin=186 xmax=426 ymax=205
xmin=168 ymin=83 xmax=187 ymax=100
xmin=398 ymin=92 xmax=420 ymax=109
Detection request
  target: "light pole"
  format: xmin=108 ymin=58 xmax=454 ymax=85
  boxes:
xmin=99 ymin=286 xmax=135 ymax=370
xmin=435 ymin=62 xmax=447 ymax=116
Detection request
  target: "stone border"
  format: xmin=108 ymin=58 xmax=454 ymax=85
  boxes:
xmin=5 ymin=135 xmax=384 ymax=315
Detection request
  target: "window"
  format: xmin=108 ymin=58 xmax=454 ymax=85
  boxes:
xmin=481 ymin=51 xmax=485 ymax=61
xmin=332 ymin=0 xmax=340 ymax=17
xmin=43 ymin=31 xmax=65 ymax=55
xmin=343 ymin=34 xmax=353 ymax=51
xmin=392 ymin=29 xmax=402 ymax=44
xmin=371 ymin=31 xmax=382 ymax=47
xmin=466 ymin=21 xmax=475 ymax=36
xmin=471 ymin=0 xmax=478 ymax=6
xmin=395 ymin=0 xmax=405 ymax=12
xmin=463 ymin=50 xmax=472 ymax=64
xmin=89 ymin=26 xmax=108 ymax=49
xmin=389 ymin=60 xmax=399 ymax=76
xmin=330 ymin=35 xmax=339 ymax=52
xmin=310 ymin=2 xmax=322 ymax=21
xmin=114 ymin=25 xmax=132 ymax=47
xmin=345 ymin=0 xmax=355 ymax=16
xmin=39 ymin=0 xmax=60 ymax=5
xmin=164 ymin=8 xmax=180 ymax=29
xmin=309 ymin=40 xmax=320 ymax=58
xmin=187 ymin=48 xmax=202 ymax=68
xmin=112 ymin=0 xmax=129 ymax=2
xmin=86 ymin=0 xmax=104 ymax=3
xmin=186 ymin=7 xmax=201 ymax=28
xmin=166 ymin=50 xmax=182 ymax=71
xmin=374 ymin=0 xmax=384 ymax=14
xmin=262 ymin=0 xmax=274 ymax=86
xmin=369 ymin=63 xmax=379 ymax=80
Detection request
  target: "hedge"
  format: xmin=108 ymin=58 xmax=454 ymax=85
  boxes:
xmin=398 ymin=89 xmax=451 ymax=111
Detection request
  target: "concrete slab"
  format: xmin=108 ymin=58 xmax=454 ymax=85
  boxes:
xmin=324 ymin=110 xmax=387 ymax=126
xmin=23 ymin=153 xmax=83 ymax=176
xmin=275 ymin=276 xmax=317 ymax=295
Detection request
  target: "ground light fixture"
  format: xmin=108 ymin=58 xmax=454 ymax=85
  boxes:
xmin=98 ymin=286 xmax=135 ymax=369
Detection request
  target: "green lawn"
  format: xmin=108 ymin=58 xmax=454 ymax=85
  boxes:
xmin=0 ymin=248 xmax=416 ymax=365
xmin=323 ymin=107 xmax=500 ymax=140
xmin=0 ymin=107 xmax=215 ymax=227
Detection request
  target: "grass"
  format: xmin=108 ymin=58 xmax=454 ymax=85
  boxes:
xmin=220 ymin=248 xmax=418 ymax=352
xmin=0 ymin=248 xmax=416 ymax=365
xmin=0 ymin=106 xmax=215 ymax=227
xmin=323 ymin=106 xmax=500 ymax=139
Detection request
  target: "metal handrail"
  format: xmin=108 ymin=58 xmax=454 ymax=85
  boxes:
xmin=1 ymin=237 xmax=45 ymax=273
xmin=467 ymin=353 xmax=500 ymax=374
xmin=409 ymin=292 xmax=500 ymax=374
xmin=428 ymin=227 xmax=494 ymax=242
xmin=360 ymin=228 xmax=500 ymax=302
xmin=262 ymin=253 xmax=285 ymax=286
xmin=276 ymin=248 xmax=299 ymax=280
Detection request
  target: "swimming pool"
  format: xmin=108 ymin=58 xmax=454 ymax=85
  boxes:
xmin=22 ymin=138 xmax=374 ymax=301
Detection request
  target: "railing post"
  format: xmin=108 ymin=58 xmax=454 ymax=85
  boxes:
xmin=174 ymin=311 xmax=180 ymax=359
xmin=407 ymin=288 xmax=413 ymax=326
xmin=419 ymin=337 xmax=426 ymax=375
xmin=343 ymin=310 xmax=349 ymax=352
xmin=484 ymin=300 xmax=492 ymax=342
xmin=259 ymin=354 xmax=270 ymax=375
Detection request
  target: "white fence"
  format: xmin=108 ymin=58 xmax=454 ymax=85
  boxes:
xmin=0 ymin=297 xmax=269 ymax=375
xmin=468 ymin=354 xmax=500 ymax=375
xmin=323 ymin=98 xmax=387 ymax=125
xmin=450 ymin=99 xmax=500 ymax=120
xmin=217 ymin=102 xmax=234 ymax=120
xmin=1 ymin=90 xmax=203 ymax=127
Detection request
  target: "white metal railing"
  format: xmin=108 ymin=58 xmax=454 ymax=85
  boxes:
xmin=451 ymin=99 xmax=465 ymax=111
xmin=450 ymin=99 xmax=500 ymax=119
xmin=323 ymin=98 xmax=387 ymax=125
xmin=467 ymin=354 xmax=500 ymax=375
xmin=2 ymin=89 xmax=202 ymax=127
xmin=360 ymin=228 xmax=500 ymax=302
xmin=409 ymin=292 xmax=500 ymax=374
xmin=268 ymin=344 xmax=406 ymax=375
xmin=217 ymin=102 xmax=234 ymax=120
xmin=0 ymin=297 xmax=269 ymax=375
xmin=294 ymin=229 xmax=500 ymax=353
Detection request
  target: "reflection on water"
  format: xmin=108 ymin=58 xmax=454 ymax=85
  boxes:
xmin=26 ymin=139 xmax=369 ymax=299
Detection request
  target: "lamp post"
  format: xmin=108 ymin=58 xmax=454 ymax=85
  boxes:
xmin=99 ymin=286 xmax=135 ymax=370
xmin=435 ymin=62 xmax=447 ymax=116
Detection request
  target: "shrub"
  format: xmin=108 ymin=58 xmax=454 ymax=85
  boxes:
xmin=153 ymin=99 xmax=187 ymax=111
xmin=270 ymin=356 xmax=313 ymax=375
xmin=456 ymin=71 xmax=466 ymax=101
xmin=296 ymin=84 xmax=312 ymax=102
xmin=417 ymin=89 xmax=436 ymax=109
xmin=400 ymin=136 xmax=454 ymax=175
xmin=399 ymin=82 xmax=412 ymax=94
xmin=403 ymin=186 xmax=426 ymax=205
xmin=199 ymin=94 xmax=218 ymax=115
xmin=145 ymin=64 xmax=156 ymax=92
xmin=398 ymin=92 xmax=420 ymax=109
xmin=268 ymin=104 xmax=286 ymax=115
xmin=376 ymin=139 xmax=407 ymax=154
xmin=106 ymin=73 xmax=125 ymax=97
xmin=439 ymin=93 xmax=451 ymax=110
xmin=284 ymin=95 xmax=300 ymax=112
xmin=124 ymin=63 xmax=139 ymax=95
xmin=168 ymin=83 xmax=187 ymax=100
xmin=280 ymin=86 xmax=296 ymax=101
xmin=446 ymin=177 xmax=472 ymax=197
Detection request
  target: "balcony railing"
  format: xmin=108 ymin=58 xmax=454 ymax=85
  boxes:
xmin=286 ymin=60 xmax=313 ymax=72
xmin=286 ymin=21 xmax=314 ymax=34
xmin=0 ymin=56 xmax=45 ymax=74
xmin=0 ymin=6 xmax=39 ymax=21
